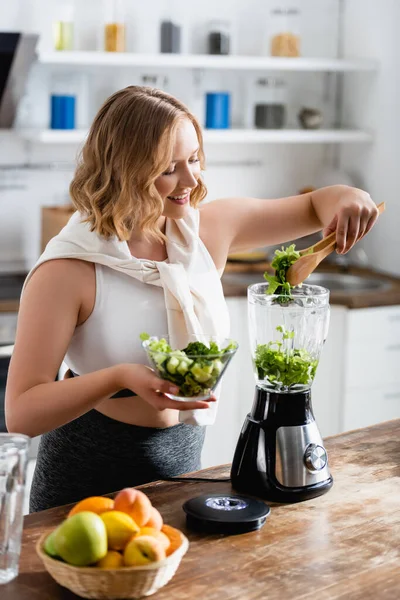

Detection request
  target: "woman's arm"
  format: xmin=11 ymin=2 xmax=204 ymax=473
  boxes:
xmin=200 ymin=185 xmax=379 ymax=260
xmin=5 ymin=260 xmax=207 ymax=438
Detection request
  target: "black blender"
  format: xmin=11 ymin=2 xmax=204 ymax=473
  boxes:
xmin=231 ymin=282 xmax=333 ymax=503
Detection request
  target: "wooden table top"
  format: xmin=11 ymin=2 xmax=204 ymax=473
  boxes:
xmin=3 ymin=420 xmax=400 ymax=600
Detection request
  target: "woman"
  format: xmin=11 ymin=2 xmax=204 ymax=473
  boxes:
xmin=5 ymin=86 xmax=379 ymax=512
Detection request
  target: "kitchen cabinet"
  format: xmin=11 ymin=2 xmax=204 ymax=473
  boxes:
xmin=202 ymin=298 xmax=400 ymax=468
xmin=201 ymin=297 xmax=253 ymax=469
xmin=342 ymin=305 xmax=400 ymax=430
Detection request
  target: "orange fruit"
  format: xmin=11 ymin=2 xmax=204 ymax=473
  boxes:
xmin=161 ymin=524 xmax=183 ymax=556
xmin=68 ymin=496 xmax=114 ymax=518
xmin=144 ymin=506 xmax=163 ymax=530
xmin=100 ymin=511 xmax=140 ymax=551
xmin=138 ymin=527 xmax=170 ymax=551
xmin=96 ymin=550 xmax=124 ymax=569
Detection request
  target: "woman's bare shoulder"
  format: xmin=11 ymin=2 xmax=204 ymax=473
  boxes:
xmin=23 ymin=259 xmax=96 ymax=324
xmin=26 ymin=258 xmax=95 ymax=289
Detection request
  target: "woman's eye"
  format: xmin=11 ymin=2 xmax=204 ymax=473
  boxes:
xmin=162 ymin=158 xmax=199 ymax=175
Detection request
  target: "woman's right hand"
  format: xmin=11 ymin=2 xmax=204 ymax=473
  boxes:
xmin=116 ymin=363 xmax=215 ymax=411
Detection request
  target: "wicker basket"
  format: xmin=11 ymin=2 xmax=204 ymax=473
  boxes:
xmin=36 ymin=528 xmax=189 ymax=599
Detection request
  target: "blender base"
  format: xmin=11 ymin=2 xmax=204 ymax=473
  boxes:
xmin=231 ymin=387 xmax=333 ymax=504
xmin=232 ymin=463 xmax=333 ymax=504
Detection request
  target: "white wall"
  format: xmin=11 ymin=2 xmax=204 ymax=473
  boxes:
xmin=341 ymin=0 xmax=400 ymax=276
xmin=2 ymin=0 xmax=394 ymax=273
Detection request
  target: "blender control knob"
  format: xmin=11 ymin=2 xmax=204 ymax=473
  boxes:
xmin=304 ymin=444 xmax=327 ymax=472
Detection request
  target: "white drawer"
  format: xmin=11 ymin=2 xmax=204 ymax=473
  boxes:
xmin=345 ymin=340 xmax=400 ymax=388
xmin=343 ymin=384 xmax=400 ymax=432
xmin=347 ymin=306 xmax=400 ymax=344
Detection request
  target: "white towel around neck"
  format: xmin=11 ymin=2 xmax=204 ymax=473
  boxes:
xmin=23 ymin=206 xmax=230 ymax=425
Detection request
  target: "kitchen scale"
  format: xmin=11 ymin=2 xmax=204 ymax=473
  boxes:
xmin=182 ymin=283 xmax=332 ymax=533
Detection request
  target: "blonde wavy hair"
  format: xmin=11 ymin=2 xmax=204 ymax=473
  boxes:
xmin=70 ymin=86 xmax=207 ymax=241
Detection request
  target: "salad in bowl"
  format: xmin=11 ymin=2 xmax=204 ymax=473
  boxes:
xmin=140 ymin=333 xmax=238 ymax=401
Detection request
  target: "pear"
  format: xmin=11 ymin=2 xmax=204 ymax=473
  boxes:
xmin=52 ymin=511 xmax=107 ymax=566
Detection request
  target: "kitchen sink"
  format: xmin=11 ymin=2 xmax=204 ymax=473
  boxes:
xmin=221 ymin=271 xmax=392 ymax=294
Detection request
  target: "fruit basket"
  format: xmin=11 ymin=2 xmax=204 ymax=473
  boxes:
xmin=36 ymin=526 xmax=189 ymax=599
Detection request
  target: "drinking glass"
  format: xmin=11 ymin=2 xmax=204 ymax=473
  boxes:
xmin=0 ymin=434 xmax=30 ymax=584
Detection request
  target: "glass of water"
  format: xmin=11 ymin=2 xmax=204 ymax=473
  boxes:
xmin=0 ymin=434 xmax=30 ymax=584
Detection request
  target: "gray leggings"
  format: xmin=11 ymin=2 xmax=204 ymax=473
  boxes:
xmin=29 ymin=409 xmax=205 ymax=512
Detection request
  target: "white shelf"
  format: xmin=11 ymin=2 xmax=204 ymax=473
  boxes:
xmin=18 ymin=128 xmax=373 ymax=145
xmin=39 ymin=51 xmax=379 ymax=72
xmin=203 ymin=129 xmax=373 ymax=144
xmin=20 ymin=130 xmax=88 ymax=144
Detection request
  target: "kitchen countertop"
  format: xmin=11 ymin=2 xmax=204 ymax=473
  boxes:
xmin=0 ymin=273 xmax=26 ymax=314
xmin=1 ymin=264 xmax=400 ymax=314
xmin=222 ymin=262 xmax=400 ymax=308
xmin=0 ymin=300 xmax=20 ymax=313
xmin=4 ymin=419 xmax=400 ymax=600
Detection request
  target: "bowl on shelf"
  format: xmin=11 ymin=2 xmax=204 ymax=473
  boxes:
xmin=141 ymin=334 xmax=238 ymax=401
xmin=36 ymin=527 xmax=189 ymax=600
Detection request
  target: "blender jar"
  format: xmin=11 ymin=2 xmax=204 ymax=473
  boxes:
xmin=248 ymin=283 xmax=330 ymax=393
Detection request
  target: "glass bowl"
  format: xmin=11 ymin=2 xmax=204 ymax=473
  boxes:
xmin=142 ymin=334 xmax=238 ymax=401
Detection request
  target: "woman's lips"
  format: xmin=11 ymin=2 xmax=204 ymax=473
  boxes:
xmin=167 ymin=193 xmax=190 ymax=205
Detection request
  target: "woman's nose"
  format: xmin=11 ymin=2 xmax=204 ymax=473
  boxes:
xmin=180 ymin=165 xmax=199 ymax=188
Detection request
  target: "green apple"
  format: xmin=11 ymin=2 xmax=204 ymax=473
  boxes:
xmin=52 ymin=511 xmax=107 ymax=566
xmin=44 ymin=530 xmax=59 ymax=558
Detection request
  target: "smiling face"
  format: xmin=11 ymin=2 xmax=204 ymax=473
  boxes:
xmin=155 ymin=118 xmax=202 ymax=219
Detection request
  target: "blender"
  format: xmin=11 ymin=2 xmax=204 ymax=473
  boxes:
xmin=231 ymin=283 xmax=333 ymax=503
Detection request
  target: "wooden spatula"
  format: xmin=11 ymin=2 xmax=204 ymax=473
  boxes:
xmin=285 ymin=202 xmax=386 ymax=287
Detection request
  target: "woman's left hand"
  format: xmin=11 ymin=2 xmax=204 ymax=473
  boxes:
xmin=320 ymin=186 xmax=380 ymax=254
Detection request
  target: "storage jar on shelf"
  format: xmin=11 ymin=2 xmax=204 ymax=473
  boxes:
xmin=104 ymin=0 xmax=126 ymax=52
xmin=253 ymin=77 xmax=287 ymax=129
xmin=268 ymin=7 xmax=301 ymax=57
xmin=141 ymin=74 xmax=169 ymax=91
xmin=207 ymin=20 xmax=231 ymax=55
xmin=53 ymin=0 xmax=74 ymax=51
xmin=205 ymin=92 xmax=231 ymax=129
xmin=160 ymin=19 xmax=182 ymax=53
xmin=49 ymin=74 xmax=78 ymax=130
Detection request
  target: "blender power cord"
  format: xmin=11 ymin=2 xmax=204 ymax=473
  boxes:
xmin=162 ymin=476 xmax=231 ymax=482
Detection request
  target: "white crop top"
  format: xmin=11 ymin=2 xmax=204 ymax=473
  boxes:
xmin=64 ymin=264 xmax=169 ymax=375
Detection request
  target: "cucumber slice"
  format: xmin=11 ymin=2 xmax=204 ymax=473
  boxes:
xmin=191 ymin=363 xmax=212 ymax=383
xmin=166 ymin=356 xmax=180 ymax=374
xmin=151 ymin=352 xmax=167 ymax=371
xmin=212 ymin=359 xmax=223 ymax=375
xmin=177 ymin=359 xmax=193 ymax=376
